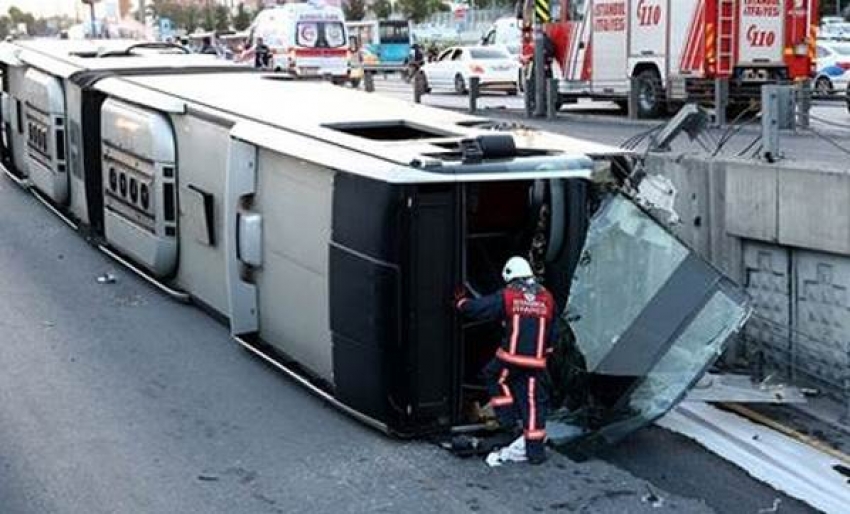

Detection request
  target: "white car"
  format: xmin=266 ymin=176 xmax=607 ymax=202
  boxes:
xmin=815 ymin=42 xmax=850 ymax=96
xmin=420 ymin=46 xmax=520 ymax=95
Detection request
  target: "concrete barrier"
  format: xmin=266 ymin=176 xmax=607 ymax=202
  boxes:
xmin=644 ymin=152 xmax=850 ymax=407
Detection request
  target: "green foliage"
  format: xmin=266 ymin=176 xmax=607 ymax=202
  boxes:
xmin=153 ymin=0 xmax=220 ymax=34
xmin=185 ymin=5 xmax=201 ymax=33
xmin=233 ymin=3 xmax=253 ymax=31
xmin=202 ymin=5 xmax=215 ymax=31
xmin=214 ymin=5 xmax=230 ymax=32
xmin=371 ymin=0 xmax=392 ymax=19
xmin=343 ymin=0 xmax=367 ymax=21
xmin=394 ymin=0 xmax=451 ymax=23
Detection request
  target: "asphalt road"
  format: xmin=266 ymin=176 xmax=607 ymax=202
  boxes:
xmin=0 ymin=170 xmax=816 ymax=512
xmin=368 ymin=77 xmax=850 ymax=167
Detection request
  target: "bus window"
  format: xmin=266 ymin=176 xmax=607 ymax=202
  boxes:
xmin=379 ymin=23 xmax=410 ymax=44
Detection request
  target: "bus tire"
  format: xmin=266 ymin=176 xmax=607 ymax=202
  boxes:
xmin=633 ymin=69 xmax=664 ymax=118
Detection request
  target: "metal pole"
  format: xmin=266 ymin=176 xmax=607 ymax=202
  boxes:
xmin=714 ymin=78 xmax=728 ymax=127
xmin=524 ymin=77 xmax=534 ymax=118
xmin=90 ymin=4 xmax=97 ymax=39
xmin=546 ymin=77 xmax=558 ymax=119
xmin=533 ymin=25 xmax=546 ymax=118
xmin=413 ymin=72 xmax=422 ymax=103
xmin=761 ymin=85 xmax=780 ymax=161
xmin=364 ymin=71 xmax=375 ymax=93
xmin=796 ymin=79 xmax=811 ymax=130
xmin=468 ymin=78 xmax=478 ymax=113
xmin=628 ymin=76 xmax=640 ymax=120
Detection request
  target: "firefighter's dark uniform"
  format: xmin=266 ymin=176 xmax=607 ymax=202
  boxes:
xmin=457 ymin=279 xmax=556 ymax=462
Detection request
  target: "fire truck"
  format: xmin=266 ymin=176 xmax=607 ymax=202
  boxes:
xmin=527 ymin=0 xmax=819 ymax=117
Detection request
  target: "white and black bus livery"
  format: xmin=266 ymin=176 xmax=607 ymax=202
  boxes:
xmin=0 ymin=39 xmax=749 ymax=443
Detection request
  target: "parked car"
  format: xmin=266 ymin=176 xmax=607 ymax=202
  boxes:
xmin=419 ymin=46 xmax=520 ymax=95
xmin=480 ymin=17 xmax=525 ymax=90
xmin=815 ymin=42 xmax=850 ymax=96
xmin=819 ymin=23 xmax=850 ymax=41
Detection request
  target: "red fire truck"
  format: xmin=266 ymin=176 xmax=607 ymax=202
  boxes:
xmin=527 ymin=0 xmax=819 ymax=117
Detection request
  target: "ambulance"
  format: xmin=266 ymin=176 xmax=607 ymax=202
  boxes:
xmin=248 ymin=1 xmax=349 ymax=82
xmin=536 ymin=0 xmax=819 ymax=117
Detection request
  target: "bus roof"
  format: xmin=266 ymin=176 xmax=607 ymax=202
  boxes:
xmin=95 ymin=72 xmax=628 ymax=184
xmin=1 ymin=40 xmax=249 ymax=80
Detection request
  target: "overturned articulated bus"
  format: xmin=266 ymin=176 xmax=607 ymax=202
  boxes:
xmin=0 ymin=40 xmax=750 ymax=444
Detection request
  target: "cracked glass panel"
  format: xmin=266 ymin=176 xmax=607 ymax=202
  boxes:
xmin=568 ymin=196 xmax=689 ymax=372
xmin=596 ymin=290 xmax=750 ymax=440
xmin=552 ymin=194 xmax=751 ymax=447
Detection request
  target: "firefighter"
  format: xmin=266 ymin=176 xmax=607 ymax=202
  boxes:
xmin=455 ymin=256 xmax=557 ymax=464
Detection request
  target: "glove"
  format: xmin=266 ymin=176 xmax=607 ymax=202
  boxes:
xmin=453 ymin=285 xmax=469 ymax=310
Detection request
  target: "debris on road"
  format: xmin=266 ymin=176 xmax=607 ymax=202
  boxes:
xmin=641 ymin=485 xmax=664 ymax=508
xmin=96 ymin=273 xmax=116 ymax=284
xmin=485 ymin=436 xmax=527 ymax=467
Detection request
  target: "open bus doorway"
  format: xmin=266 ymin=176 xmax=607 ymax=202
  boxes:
xmin=456 ymin=178 xmax=590 ymax=427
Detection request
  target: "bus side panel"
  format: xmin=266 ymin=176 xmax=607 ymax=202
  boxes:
xmin=329 ymin=174 xmax=403 ymax=425
xmin=254 ymin=148 xmax=335 ymax=382
xmin=7 ymin=66 xmax=29 ymax=178
xmin=405 ymin=184 xmax=460 ymax=428
xmin=65 ymin=84 xmax=89 ymax=225
xmin=172 ymin=115 xmax=231 ymax=315
xmin=22 ymin=68 xmax=68 ymax=205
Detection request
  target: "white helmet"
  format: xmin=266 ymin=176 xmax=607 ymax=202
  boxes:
xmin=502 ymin=256 xmax=534 ymax=283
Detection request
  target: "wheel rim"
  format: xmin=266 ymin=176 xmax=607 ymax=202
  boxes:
xmin=639 ymin=79 xmax=656 ymax=112
xmin=816 ymin=79 xmax=831 ymax=96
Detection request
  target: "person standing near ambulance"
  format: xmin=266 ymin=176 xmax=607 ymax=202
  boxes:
xmin=240 ymin=37 xmax=272 ymax=69
xmin=455 ymin=256 xmax=557 ymax=464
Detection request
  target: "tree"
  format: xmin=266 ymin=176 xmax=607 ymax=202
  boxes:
xmin=201 ymin=5 xmax=215 ymax=31
xmin=396 ymin=0 xmax=445 ymax=22
xmin=0 ymin=15 xmax=10 ymax=39
xmin=8 ymin=6 xmax=36 ymax=34
xmin=184 ymin=5 xmax=201 ymax=33
xmin=343 ymin=0 xmax=367 ymax=21
xmin=233 ymin=3 xmax=252 ymax=31
xmin=214 ymin=5 xmax=230 ymax=32
xmin=371 ymin=0 xmax=392 ymax=19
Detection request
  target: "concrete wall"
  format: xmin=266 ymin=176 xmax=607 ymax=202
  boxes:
xmin=644 ymin=154 xmax=850 ymax=397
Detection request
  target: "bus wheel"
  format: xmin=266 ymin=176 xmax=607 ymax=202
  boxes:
xmin=633 ymin=69 xmax=664 ymax=118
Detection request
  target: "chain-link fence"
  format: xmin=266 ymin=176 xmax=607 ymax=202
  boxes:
xmin=413 ymin=8 xmax=513 ymax=45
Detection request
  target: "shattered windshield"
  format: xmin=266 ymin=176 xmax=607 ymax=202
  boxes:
xmin=551 ymin=194 xmax=750 ymax=447
xmin=569 ymin=197 xmax=688 ymax=372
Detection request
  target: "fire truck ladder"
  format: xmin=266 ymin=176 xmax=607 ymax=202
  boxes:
xmin=716 ymin=0 xmax=736 ymax=77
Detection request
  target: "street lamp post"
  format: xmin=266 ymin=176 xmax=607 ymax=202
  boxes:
xmin=80 ymin=0 xmax=101 ymax=38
